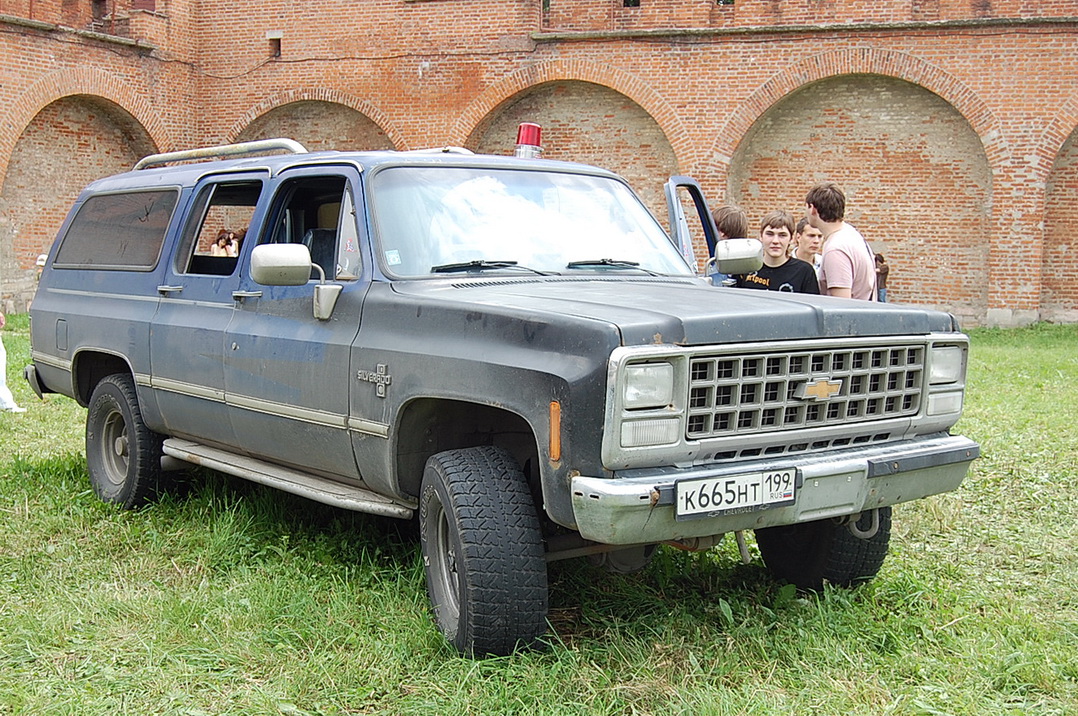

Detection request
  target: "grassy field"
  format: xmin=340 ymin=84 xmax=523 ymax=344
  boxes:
xmin=1 ymin=314 xmax=1075 ymax=715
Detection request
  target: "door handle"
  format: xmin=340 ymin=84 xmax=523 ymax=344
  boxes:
xmin=157 ymin=285 xmax=183 ymax=294
xmin=232 ymin=290 xmax=263 ymax=300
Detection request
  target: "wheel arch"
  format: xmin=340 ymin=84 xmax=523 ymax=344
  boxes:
xmin=394 ymin=397 xmax=541 ymax=500
xmin=72 ymin=349 xmax=135 ymax=406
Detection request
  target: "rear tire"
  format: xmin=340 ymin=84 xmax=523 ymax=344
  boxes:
xmin=419 ymin=446 xmax=547 ymax=656
xmin=754 ymin=507 xmax=892 ymax=590
xmin=85 ymin=373 xmax=167 ymax=509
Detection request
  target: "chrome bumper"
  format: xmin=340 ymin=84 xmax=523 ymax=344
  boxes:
xmin=571 ymin=434 xmax=979 ymax=545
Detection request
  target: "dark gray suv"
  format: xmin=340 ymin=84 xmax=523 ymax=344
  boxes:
xmin=26 ymin=139 xmax=978 ymax=655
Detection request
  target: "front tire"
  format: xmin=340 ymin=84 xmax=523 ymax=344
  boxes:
xmin=754 ymin=507 xmax=892 ymax=590
xmin=419 ymin=446 xmax=548 ymax=656
xmin=85 ymin=373 xmax=167 ymax=509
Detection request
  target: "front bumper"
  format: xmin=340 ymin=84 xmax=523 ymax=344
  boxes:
xmin=571 ymin=433 xmax=979 ymax=544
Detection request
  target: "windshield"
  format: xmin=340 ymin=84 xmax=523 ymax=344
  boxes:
xmin=369 ymin=166 xmax=693 ymax=277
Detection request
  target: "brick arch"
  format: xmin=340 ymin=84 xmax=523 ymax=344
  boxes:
xmin=0 ymin=68 xmax=167 ymax=190
xmin=449 ymin=59 xmax=691 ymax=169
xmin=226 ymin=88 xmax=405 ymax=150
xmin=708 ymin=48 xmax=1006 ymax=174
xmin=1041 ymin=94 xmax=1078 ymax=177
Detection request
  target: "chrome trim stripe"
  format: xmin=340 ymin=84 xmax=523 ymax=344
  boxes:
xmin=151 ymin=376 xmax=225 ymax=401
xmin=347 ymin=417 xmax=390 ymax=438
xmin=228 ymin=393 xmax=348 ymax=428
xmin=147 ymin=378 xmax=389 ymax=438
xmin=31 ymin=351 xmax=71 ymax=371
xmin=46 ymin=288 xmax=160 ymax=303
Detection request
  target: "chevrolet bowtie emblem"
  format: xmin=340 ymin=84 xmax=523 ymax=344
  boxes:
xmin=796 ymin=378 xmax=843 ymax=401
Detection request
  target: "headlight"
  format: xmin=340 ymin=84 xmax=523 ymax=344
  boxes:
xmin=623 ymin=363 xmax=674 ymax=409
xmin=927 ymin=390 xmax=964 ymax=416
xmin=929 ymin=346 xmax=964 ymax=385
xmin=621 ymin=417 xmax=680 ymax=447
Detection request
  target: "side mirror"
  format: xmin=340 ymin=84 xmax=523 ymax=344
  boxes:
xmin=249 ymin=243 xmax=343 ymax=320
xmin=711 ymin=238 xmax=764 ymax=276
xmin=250 ymin=244 xmax=313 ymax=286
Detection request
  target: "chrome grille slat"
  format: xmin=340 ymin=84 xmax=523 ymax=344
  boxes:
xmin=686 ymin=345 xmax=924 ymax=440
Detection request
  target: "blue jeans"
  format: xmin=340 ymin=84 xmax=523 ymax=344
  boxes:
xmin=878 ymin=288 xmax=887 ymax=303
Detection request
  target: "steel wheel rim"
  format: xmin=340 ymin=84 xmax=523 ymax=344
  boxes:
xmin=100 ymin=409 xmax=129 ymax=488
xmin=431 ymin=499 xmax=461 ymax=626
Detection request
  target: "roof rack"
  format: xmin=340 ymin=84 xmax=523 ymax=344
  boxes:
xmin=405 ymin=146 xmax=474 ymax=155
xmin=134 ymin=138 xmax=309 ymax=171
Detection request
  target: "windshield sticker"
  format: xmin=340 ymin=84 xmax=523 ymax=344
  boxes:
xmin=385 ymin=249 xmax=402 ymax=266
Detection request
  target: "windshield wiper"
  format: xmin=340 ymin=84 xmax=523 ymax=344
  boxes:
xmin=566 ymin=258 xmax=662 ymax=276
xmin=431 ymin=259 xmax=553 ymax=275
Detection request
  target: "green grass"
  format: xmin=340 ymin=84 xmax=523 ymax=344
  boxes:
xmin=1 ymin=314 xmax=1076 ymax=714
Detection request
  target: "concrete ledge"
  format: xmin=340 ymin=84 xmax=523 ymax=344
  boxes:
xmin=0 ymin=13 xmax=156 ymax=53
xmin=533 ymin=15 xmax=1078 ymax=42
xmin=986 ymin=308 xmax=1040 ymax=328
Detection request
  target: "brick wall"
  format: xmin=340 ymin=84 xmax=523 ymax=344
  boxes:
xmin=1 ymin=1 xmax=1077 ymax=324
xmin=1043 ymin=131 xmax=1078 ymax=322
xmin=471 ymin=81 xmax=679 ymax=220
xmin=235 ymin=101 xmax=395 ymax=151
xmin=0 ymin=96 xmax=155 ymax=308
xmin=726 ymin=75 xmax=993 ymax=325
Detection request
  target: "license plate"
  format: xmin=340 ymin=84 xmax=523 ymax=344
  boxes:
xmin=675 ymin=468 xmax=797 ymax=519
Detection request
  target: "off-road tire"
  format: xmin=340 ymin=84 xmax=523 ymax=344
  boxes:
xmin=85 ymin=373 xmax=167 ymax=509
xmin=419 ymin=446 xmax=547 ymax=656
xmin=754 ymin=506 xmax=892 ymax=590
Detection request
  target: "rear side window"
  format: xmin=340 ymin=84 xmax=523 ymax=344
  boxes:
xmin=54 ymin=189 xmax=179 ymax=269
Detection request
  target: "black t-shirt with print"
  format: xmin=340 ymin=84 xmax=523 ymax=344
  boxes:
xmin=733 ymin=257 xmax=820 ymax=294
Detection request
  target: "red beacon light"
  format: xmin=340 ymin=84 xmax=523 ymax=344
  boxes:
xmin=514 ymin=122 xmax=543 ymax=159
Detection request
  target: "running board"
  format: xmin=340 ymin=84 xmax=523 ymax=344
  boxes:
xmin=161 ymin=438 xmax=414 ymax=519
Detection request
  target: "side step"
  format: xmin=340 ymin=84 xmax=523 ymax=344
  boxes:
xmin=162 ymin=438 xmax=414 ymax=519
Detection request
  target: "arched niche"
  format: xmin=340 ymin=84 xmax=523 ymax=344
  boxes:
xmin=0 ymin=95 xmax=155 ymax=311
xmin=728 ymin=75 xmax=991 ymax=324
xmin=235 ymin=100 xmax=394 ymax=151
xmin=468 ymin=81 xmax=678 ymax=222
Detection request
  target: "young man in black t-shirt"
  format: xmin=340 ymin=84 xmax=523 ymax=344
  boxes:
xmin=734 ymin=210 xmax=820 ymax=294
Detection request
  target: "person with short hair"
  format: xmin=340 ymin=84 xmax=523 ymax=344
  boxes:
xmin=711 ymin=205 xmax=749 ymax=244
xmin=733 ymin=210 xmax=819 ymax=294
xmin=805 ymin=182 xmax=876 ymax=300
xmin=792 ymin=217 xmax=823 ymax=275
xmin=0 ymin=311 xmax=26 ymax=413
xmin=875 ymin=253 xmax=890 ymax=302
xmin=707 ymin=204 xmax=749 ymax=286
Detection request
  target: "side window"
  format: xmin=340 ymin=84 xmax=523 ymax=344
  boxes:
xmin=53 ymin=189 xmax=178 ymax=270
xmin=177 ymin=181 xmax=262 ymax=276
xmin=265 ymin=176 xmax=355 ymax=280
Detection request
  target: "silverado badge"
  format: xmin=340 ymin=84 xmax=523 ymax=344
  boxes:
xmin=357 ymin=364 xmax=392 ymax=398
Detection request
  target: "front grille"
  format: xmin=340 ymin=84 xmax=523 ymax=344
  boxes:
xmin=686 ymin=345 xmax=924 ymax=439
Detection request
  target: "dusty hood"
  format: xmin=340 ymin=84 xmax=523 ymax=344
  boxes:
xmin=390 ymin=275 xmax=956 ymax=347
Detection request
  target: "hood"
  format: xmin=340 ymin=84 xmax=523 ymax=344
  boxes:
xmin=390 ymin=276 xmax=956 ymax=346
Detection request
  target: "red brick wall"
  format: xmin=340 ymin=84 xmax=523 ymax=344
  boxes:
xmin=727 ymin=75 xmax=992 ymax=325
xmin=1 ymin=2 xmax=1076 ymax=325
xmin=471 ymin=81 xmax=679 ymax=219
xmin=0 ymin=96 xmax=155 ymax=305
xmin=1043 ymin=128 xmax=1078 ymax=322
xmin=235 ymin=101 xmax=394 ymax=151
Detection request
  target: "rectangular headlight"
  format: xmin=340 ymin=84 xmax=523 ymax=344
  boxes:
xmin=927 ymin=390 xmax=964 ymax=416
xmin=621 ymin=417 xmax=680 ymax=447
xmin=930 ymin=346 xmax=964 ymax=385
xmin=623 ymin=363 xmax=674 ymax=409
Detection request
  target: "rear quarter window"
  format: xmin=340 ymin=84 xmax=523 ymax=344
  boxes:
xmin=53 ymin=189 xmax=179 ymax=269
